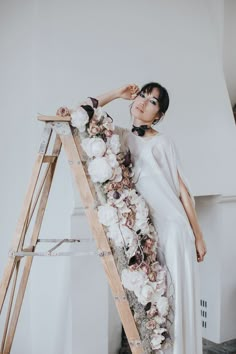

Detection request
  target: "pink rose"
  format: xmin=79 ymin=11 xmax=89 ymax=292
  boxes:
xmin=147 ymin=305 xmax=158 ymax=319
xmin=105 ymin=129 xmax=113 ymax=137
xmin=129 ymin=264 xmax=139 ymax=271
xmin=88 ymin=125 xmax=101 ymax=136
xmin=146 ymin=319 xmax=157 ymax=330
xmin=140 ymin=262 xmax=150 ymax=274
xmin=56 ymin=106 xmax=70 ymax=117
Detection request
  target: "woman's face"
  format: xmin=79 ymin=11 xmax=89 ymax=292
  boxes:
xmin=131 ymin=87 xmax=161 ymax=125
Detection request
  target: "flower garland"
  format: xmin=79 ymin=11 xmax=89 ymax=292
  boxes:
xmin=56 ymin=102 xmax=173 ymax=353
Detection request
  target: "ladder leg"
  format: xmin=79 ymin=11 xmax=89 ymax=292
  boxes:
xmin=57 ymin=124 xmax=144 ymax=354
xmin=2 ymin=136 xmax=62 ymax=354
xmin=0 ymin=262 xmax=20 ymax=353
xmin=0 ymin=125 xmax=52 ymax=315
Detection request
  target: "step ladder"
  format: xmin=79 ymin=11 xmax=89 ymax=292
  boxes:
xmin=0 ymin=114 xmax=144 ymax=354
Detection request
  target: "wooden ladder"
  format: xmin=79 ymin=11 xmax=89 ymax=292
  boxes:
xmin=0 ymin=115 xmax=144 ymax=354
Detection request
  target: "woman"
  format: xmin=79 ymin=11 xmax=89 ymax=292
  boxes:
xmin=83 ymin=82 xmax=207 ymax=354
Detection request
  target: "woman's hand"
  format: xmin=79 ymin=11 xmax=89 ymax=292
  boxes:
xmin=195 ymin=237 xmax=207 ymax=262
xmin=117 ymin=84 xmax=140 ymax=100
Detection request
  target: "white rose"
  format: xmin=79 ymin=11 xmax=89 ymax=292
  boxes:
xmin=138 ymin=284 xmax=155 ymax=305
xmin=153 ymin=295 xmax=169 ymax=317
xmin=93 ymin=107 xmax=104 ymax=121
xmin=81 ymin=138 xmax=106 ymax=158
xmin=134 ymin=218 xmax=150 ymax=234
xmin=154 ymin=315 xmax=166 ymax=325
xmin=129 ymin=189 xmax=139 ymax=204
xmin=119 ymin=225 xmax=136 ymax=246
xmin=98 ymin=205 xmax=118 ymax=226
xmin=106 ymin=153 xmax=119 ymax=168
xmin=136 ymin=199 xmax=149 ymax=218
xmin=150 ymin=334 xmax=163 ymax=350
xmin=103 ymin=117 xmax=114 ymax=131
xmin=71 ymin=107 xmax=89 ymax=132
xmin=108 ymin=134 xmax=121 ymax=154
xmin=121 ymin=269 xmax=148 ymax=293
xmin=156 ymin=269 xmax=166 ymax=285
xmin=125 ymin=239 xmax=138 ymax=258
xmin=111 ymin=166 xmax=123 ymax=182
xmin=117 ymin=204 xmax=131 ymax=214
xmin=107 ymin=223 xmax=124 ymax=247
xmin=150 ymin=328 xmax=167 ymax=351
xmin=88 ymin=157 xmax=113 ymax=183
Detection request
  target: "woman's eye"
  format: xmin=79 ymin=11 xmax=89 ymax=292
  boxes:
xmin=139 ymin=92 xmax=145 ymax=97
xmin=150 ymin=100 xmax=157 ymax=105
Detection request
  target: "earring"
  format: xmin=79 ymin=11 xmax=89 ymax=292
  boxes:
xmin=152 ymin=118 xmax=159 ymax=126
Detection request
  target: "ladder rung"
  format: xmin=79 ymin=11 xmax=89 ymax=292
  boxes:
xmin=42 ymin=155 xmax=57 ymax=163
xmin=37 ymin=115 xmax=71 ymax=122
xmin=9 ymin=250 xmax=102 ymax=257
xmin=36 ymin=238 xmax=94 ymax=243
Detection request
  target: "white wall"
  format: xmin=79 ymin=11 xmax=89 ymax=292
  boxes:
xmin=223 ymin=0 xmax=236 ymax=105
xmin=0 ymin=0 xmax=236 ymax=353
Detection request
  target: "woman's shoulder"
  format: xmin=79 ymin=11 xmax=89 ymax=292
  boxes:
xmin=157 ymin=132 xmax=176 ymax=147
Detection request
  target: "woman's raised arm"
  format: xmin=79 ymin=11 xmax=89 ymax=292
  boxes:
xmin=95 ymin=84 xmax=140 ymax=107
xmin=56 ymin=84 xmax=139 ymax=118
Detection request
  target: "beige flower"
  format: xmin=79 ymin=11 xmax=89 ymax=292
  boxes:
xmin=148 ymin=271 xmax=157 ymax=282
xmin=88 ymin=125 xmax=101 ymax=136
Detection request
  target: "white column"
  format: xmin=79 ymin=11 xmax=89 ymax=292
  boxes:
xmin=196 ymin=194 xmax=236 ymax=343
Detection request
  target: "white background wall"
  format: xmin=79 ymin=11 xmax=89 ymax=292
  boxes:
xmin=223 ymin=0 xmax=236 ymax=105
xmin=0 ymin=0 xmax=236 ymax=353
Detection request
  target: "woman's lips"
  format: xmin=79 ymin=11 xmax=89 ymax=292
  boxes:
xmin=135 ymin=106 xmax=144 ymax=113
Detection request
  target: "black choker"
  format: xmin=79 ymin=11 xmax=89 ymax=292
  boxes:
xmin=131 ymin=124 xmax=151 ymax=137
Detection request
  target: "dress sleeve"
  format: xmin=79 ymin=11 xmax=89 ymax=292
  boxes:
xmin=170 ymin=138 xmax=196 ymax=207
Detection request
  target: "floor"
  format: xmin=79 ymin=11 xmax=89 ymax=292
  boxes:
xmin=119 ymin=328 xmax=236 ymax=354
xmin=203 ymin=338 xmax=236 ymax=354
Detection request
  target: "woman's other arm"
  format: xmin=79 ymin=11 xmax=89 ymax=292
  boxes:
xmin=178 ymin=172 xmax=207 ymax=262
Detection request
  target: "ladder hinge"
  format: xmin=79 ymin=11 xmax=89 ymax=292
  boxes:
xmin=68 ymin=160 xmax=81 ymax=165
xmin=128 ymin=339 xmax=143 ymax=348
xmin=98 ymin=250 xmax=112 ymax=257
xmin=114 ymin=294 xmax=128 ymax=302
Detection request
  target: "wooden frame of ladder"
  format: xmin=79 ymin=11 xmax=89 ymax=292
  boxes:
xmin=0 ymin=116 xmax=144 ymax=354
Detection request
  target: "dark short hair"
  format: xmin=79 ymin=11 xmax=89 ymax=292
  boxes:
xmin=139 ymin=82 xmax=169 ymax=119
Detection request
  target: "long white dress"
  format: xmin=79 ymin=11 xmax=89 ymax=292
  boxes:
xmin=115 ymin=127 xmax=203 ymax=354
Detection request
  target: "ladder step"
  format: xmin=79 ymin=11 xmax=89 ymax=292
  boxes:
xmin=38 ymin=115 xmax=71 ymax=122
xmin=42 ymin=155 xmax=57 ymax=163
xmin=36 ymin=238 xmax=94 ymax=243
xmin=8 ymin=250 xmax=106 ymax=257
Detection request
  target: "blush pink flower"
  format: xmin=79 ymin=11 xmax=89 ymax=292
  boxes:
xmin=146 ymin=319 xmax=157 ymax=330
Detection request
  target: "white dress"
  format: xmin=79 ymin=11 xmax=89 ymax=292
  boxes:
xmin=115 ymin=127 xmax=203 ymax=354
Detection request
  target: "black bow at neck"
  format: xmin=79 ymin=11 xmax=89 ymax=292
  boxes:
xmin=131 ymin=124 xmax=152 ymax=137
